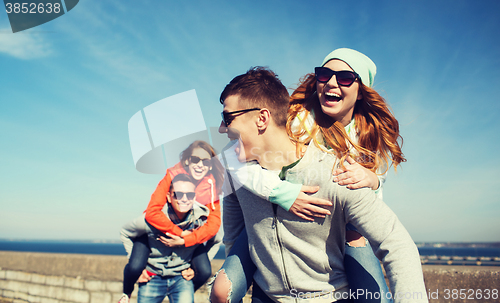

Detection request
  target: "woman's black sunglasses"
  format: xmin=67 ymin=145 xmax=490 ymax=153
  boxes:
xmin=189 ymin=156 xmax=211 ymax=167
xmin=221 ymin=108 xmax=261 ymax=127
xmin=172 ymin=191 xmax=196 ymax=200
xmin=314 ymin=67 xmax=359 ymax=87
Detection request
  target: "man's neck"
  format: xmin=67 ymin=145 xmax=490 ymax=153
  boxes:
xmin=257 ymin=128 xmax=299 ymax=171
xmin=173 ymin=209 xmax=187 ymax=221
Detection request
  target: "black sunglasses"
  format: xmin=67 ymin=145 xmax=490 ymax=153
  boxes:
xmin=172 ymin=191 xmax=196 ymax=200
xmin=189 ymin=156 xmax=211 ymax=167
xmin=221 ymin=108 xmax=261 ymax=126
xmin=314 ymin=67 xmax=359 ymax=87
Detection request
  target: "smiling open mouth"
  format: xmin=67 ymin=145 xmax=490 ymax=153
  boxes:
xmin=325 ymin=92 xmax=341 ymax=102
xmin=193 ymin=168 xmax=204 ymax=173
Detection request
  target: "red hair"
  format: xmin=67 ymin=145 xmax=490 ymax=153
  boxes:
xmin=287 ymin=74 xmax=406 ymax=173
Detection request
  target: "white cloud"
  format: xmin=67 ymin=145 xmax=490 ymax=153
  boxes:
xmin=0 ymin=27 xmax=52 ymax=59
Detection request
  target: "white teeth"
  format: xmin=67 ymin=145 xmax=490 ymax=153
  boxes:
xmin=325 ymin=92 xmax=340 ymax=97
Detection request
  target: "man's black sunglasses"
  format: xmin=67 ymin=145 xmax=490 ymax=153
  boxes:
xmin=221 ymin=108 xmax=261 ymax=126
xmin=172 ymin=191 xmax=196 ymax=200
xmin=314 ymin=67 xmax=359 ymax=87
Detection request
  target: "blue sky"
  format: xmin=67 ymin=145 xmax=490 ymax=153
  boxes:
xmin=1 ymin=0 xmax=499 ymax=242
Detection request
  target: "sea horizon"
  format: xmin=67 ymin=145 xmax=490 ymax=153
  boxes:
xmin=2 ymin=238 xmax=500 ymax=246
xmin=1 ymin=239 xmax=500 ymax=265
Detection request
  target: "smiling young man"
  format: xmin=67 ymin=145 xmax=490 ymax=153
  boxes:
xmin=212 ymin=67 xmax=428 ymax=303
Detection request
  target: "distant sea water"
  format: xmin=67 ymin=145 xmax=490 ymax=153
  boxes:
xmin=0 ymin=240 xmax=127 ymax=256
xmin=418 ymin=246 xmax=500 ymax=258
xmin=0 ymin=240 xmax=227 ymax=259
xmin=0 ymin=240 xmax=499 ymax=265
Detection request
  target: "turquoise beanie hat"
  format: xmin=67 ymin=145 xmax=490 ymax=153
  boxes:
xmin=321 ymin=48 xmax=377 ymax=88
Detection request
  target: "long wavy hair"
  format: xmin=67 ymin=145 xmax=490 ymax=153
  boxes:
xmin=180 ymin=140 xmax=224 ymax=194
xmin=286 ymin=74 xmax=406 ymax=173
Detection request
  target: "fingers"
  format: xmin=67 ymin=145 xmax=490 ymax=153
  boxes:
xmin=334 ymin=171 xmax=371 ymax=189
xmin=181 ymin=268 xmax=195 ymax=281
xmin=333 ymin=169 xmax=364 ymax=185
xmin=346 ymin=180 xmax=368 ymax=189
xmin=157 ymin=235 xmax=175 ymax=247
xmin=293 ymin=205 xmax=331 ymax=221
xmin=335 ymin=175 xmax=359 ymax=185
xmin=137 ymin=270 xmax=151 ymax=283
xmin=306 ymin=204 xmax=331 ymax=216
xmin=332 ymin=167 xmax=346 ymax=176
xmin=297 ymin=192 xmax=332 ymax=207
xmin=157 ymin=236 xmax=169 ymax=243
xmin=300 ymin=185 xmax=320 ymax=194
xmin=345 ymin=155 xmax=357 ymax=165
xmin=333 ymin=156 xmax=358 ymax=175
xmin=295 ymin=212 xmax=315 ymax=221
xmin=290 ymin=195 xmax=332 ymax=221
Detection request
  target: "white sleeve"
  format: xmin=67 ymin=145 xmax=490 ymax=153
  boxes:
xmin=220 ymin=141 xmax=282 ymax=200
xmin=373 ymin=161 xmax=388 ymax=200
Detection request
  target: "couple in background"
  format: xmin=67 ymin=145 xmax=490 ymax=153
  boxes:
xmin=119 ymin=140 xmax=224 ymax=303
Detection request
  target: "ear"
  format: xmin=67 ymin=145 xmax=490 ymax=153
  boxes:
xmin=166 ymin=192 xmax=172 ymax=203
xmin=357 ymin=89 xmax=363 ymax=101
xmin=256 ymin=108 xmax=271 ymax=131
xmin=185 ymin=159 xmax=189 ymax=166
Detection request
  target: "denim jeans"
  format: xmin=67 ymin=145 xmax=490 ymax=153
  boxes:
xmin=191 ymin=243 xmax=212 ymax=291
xmin=123 ymin=234 xmax=150 ymax=296
xmin=217 ymin=228 xmax=256 ymax=302
xmin=138 ymin=275 xmax=194 ymax=303
xmin=344 ymin=223 xmax=393 ymax=303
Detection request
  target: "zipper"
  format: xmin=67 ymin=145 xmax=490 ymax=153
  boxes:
xmin=272 ymin=204 xmax=293 ymax=293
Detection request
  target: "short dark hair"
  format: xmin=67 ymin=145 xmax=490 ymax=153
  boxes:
xmin=220 ymin=67 xmax=289 ymax=127
xmin=169 ymin=174 xmax=194 ymax=191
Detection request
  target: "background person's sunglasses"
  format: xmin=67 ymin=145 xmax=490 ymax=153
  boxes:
xmin=189 ymin=156 xmax=211 ymax=166
xmin=221 ymin=108 xmax=261 ymax=126
xmin=172 ymin=191 xmax=196 ymax=200
xmin=314 ymin=67 xmax=359 ymax=86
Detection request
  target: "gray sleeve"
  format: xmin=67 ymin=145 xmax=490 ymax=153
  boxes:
xmin=340 ymin=188 xmax=428 ymax=303
xmin=222 ymin=192 xmax=245 ymax=256
xmin=205 ymin=226 xmax=224 ymax=260
xmin=120 ymin=214 xmax=148 ymax=258
xmin=221 ymin=170 xmax=245 ymax=256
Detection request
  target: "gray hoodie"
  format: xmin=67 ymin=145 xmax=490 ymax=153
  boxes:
xmin=222 ymin=143 xmax=428 ymax=303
